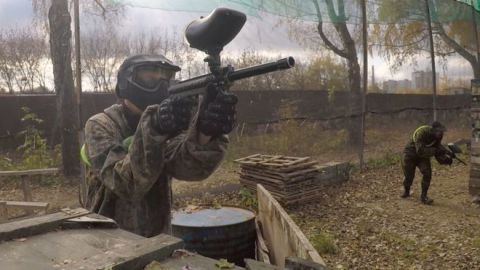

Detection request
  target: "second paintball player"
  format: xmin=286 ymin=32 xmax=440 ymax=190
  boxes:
xmin=401 ymin=121 xmax=453 ymax=205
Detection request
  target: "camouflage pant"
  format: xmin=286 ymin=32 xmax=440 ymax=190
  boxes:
xmin=402 ymin=154 xmax=432 ymax=192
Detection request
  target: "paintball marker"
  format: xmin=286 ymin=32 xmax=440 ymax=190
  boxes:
xmin=441 ymin=143 xmax=467 ymax=165
xmin=167 ymin=8 xmax=295 ymax=100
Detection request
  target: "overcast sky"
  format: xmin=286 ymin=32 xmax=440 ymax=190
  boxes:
xmin=0 ymin=0 xmax=32 ymax=27
xmin=0 ymin=0 xmax=474 ymax=83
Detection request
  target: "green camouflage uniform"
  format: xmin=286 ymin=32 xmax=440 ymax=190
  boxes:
xmin=83 ymin=104 xmax=228 ymax=237
xmin=402 ymin=125 xmax=442 ymax=193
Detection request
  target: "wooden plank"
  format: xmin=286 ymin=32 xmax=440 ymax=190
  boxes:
xmin=285 ymin=257 xmax=329 ymax=270
xmin=245 ymin=259 xmax=279 ymax=270
xmin=236 ymin=155 xmax=311 ymax=168
xmin=0 ymin=228 xmax=145 ymax=270
xmin=257 ymin=155 xmax=283 ymax=165
xmin=156 ymin=249 xmax=244 ymax=270
xmin=0 ymin=168 xmax=59 ymax=178
xmin=234 ymin=153 xmax=265 ymax=164
xmin=282 ymin=156 xmax=310 ymax=166
xmin=0 ymin=208 xmax=89 ymax=242
xmin=240 ymin=165 xmax=320 ymax=180
xmin=4 ymin=201 xmax=49 ymax=210
xmin=242 ymin=169 xmax=320 ymax=183
xmin=240 ymin=175 xmax=318 ymax=191
xmin=20 ymin=176 xmax=33 ymax=202
xmin=257 ymin=184 xmax=326 ymax=268
xmin=240 ymin=173 xmax=286 ymax=185
xmin=240 ymin=161 xmax=318 ymax=173
xmin=21 ymin=176 xmax=34 ymax=216
xmin=67 ymin=233 xmax=184 ymax=270
xmin=20 ymin=175 xmax=33 ymax=215
xmin=277 ymin=161 xmax=319 ymax=173
xmin=255 ymin=220 xmax=271 ymax=264
xmin=0 ymin=202 xmax=7 ymax=223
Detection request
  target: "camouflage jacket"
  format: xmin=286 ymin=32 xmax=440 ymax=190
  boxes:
xmin=83 ymin=104 xmax=228 ymax=237
xmin=404 ymin=125 xmax=442 ymax=158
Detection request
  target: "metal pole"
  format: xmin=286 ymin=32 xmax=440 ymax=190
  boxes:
xmin=74 ymin=0 xmax=81 ymax=106
xmin=425 ymin=0 xmax=437 ymax=121
xmin=73 ymin=0 xmax=86 ymax=204
xmin=472 ymin=5 xmax=480 ymax=78
xmin=359 ymin=0 xmax=368 ymax=172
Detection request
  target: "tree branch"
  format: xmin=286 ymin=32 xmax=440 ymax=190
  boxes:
xmin=312 ymin=0 xmax=349 ymax=58
xmin=435 ymin=23 xmax=477 ymax=68
xmin=93 ymin=0 xmax=107 ymax=18
xmin=326 ymin=0 xmax=356 ymax=60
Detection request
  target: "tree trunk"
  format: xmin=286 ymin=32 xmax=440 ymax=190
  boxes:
xmin=48 ymin=0 xmax=81 ymax=178
xmin=338 ymin=22 xmax=362 ymax=148
xmin=346 ymin=56 xmax=362 ymax=147
xmin=313 ymin=0 xmax=362 ymax=147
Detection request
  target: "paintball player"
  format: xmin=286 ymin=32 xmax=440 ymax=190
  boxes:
xmin=81 ymin=54 xmax=237 ymax=237
xmin=401 ymin=121 xmax=452 ymax=205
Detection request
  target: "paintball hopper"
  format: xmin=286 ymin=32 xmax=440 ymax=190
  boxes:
xmin=447 ymin=143 xmax=462 ymax=154
xmin=185 ymin=8 xmax=247 ymax=54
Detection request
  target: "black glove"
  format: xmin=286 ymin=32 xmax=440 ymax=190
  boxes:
xmin=435 ymin=147 xmax=448 ymax=156
xmin=435 ymin=153 xmax=453 ymax=165
xmin=152 ymin=97 xmax=195 ymax=136
xmin=198 ymin=86 xmax=238 ymax=137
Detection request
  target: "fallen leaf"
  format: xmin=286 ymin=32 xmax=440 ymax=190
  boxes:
xmin=215 ymin=259 xmax=235 ymax=269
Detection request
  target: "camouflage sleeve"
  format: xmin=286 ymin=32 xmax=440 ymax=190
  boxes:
xmin=414 ymin=127 xmax=436 ymax=158
xmin=164 ymin=130 xmax=228 ymax=181
xmin=85 ymin=105 xmax=167 ymax=202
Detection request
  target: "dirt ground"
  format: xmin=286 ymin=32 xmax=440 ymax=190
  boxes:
xmin=0 ymin=126 xmax=477 ymax=269
xmin=289 ymin=161 xmax=480 ymax=269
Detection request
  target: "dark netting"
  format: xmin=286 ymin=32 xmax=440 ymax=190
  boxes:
xmin=106 ymin=0 xmax=475 ymax=162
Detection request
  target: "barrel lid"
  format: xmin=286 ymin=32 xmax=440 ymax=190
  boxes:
xmin=172 ymin=206 xmax=255 ymax=227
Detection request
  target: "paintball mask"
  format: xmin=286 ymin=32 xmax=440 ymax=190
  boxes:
xmin=116 ymin=54 xmax=181 ymax=110
xmin=431 ymin=121 xmax=446 ymax=139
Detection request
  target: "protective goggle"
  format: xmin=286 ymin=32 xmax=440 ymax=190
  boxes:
xmin=131 ymin=64 xmax=176 ymax=91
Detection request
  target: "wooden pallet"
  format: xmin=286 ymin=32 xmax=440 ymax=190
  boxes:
xmin=236 ymin=154 xmax=327 ymax=205
xmin=240 ymin=177 xmax=324 ymax=202
xmin=239 ymin=176 xmax=319 ymax=191
xmin=240 ymin=164 xmax=321 ymax=180
xmin=235 ymin=154 xmax=312 ymax=169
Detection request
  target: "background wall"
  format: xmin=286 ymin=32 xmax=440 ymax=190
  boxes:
xmin=0 ymin=91 xmax=469 ymax=149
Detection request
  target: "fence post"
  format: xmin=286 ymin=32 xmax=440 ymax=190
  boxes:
xmin=21 ymin=175 xmax=34 ymax=215
xmin=425 ymin=0 xmax=438 ymax=121
xmin=359 ymin=0 xmax=368 ymax=172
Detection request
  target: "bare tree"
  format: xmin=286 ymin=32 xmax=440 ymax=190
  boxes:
xmin=225 ymin=49 xmax=286 ymax=91
xmin=81 ymin=25 xmax=129 ymax=91
xmin=280 ymin=0 xmax=363 ymax=146
xmin=49 ymin=0 xmax=80 ymax=177
xmin=128 ymin=29 xmax=181 ymax=58
xmin=0 ymin=27 xmax=48 ymax=93
xmin=30 ymin=0 xmax=124 ymax=177
xmin=0 ymin=34 xmax=16 ymax=93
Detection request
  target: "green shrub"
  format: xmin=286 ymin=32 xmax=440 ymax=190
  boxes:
xmin=239 ymin=187 xmax=257 ymax=209
xmin=0 ymin=156 xmax=13 ymax=170
xmin=366 ymin=150 xmax=401 ymax=169
xmin=16 ymin=107 xmax=58 ymax=170
xmin=311 ymin=231 xmax=338 ymax=255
